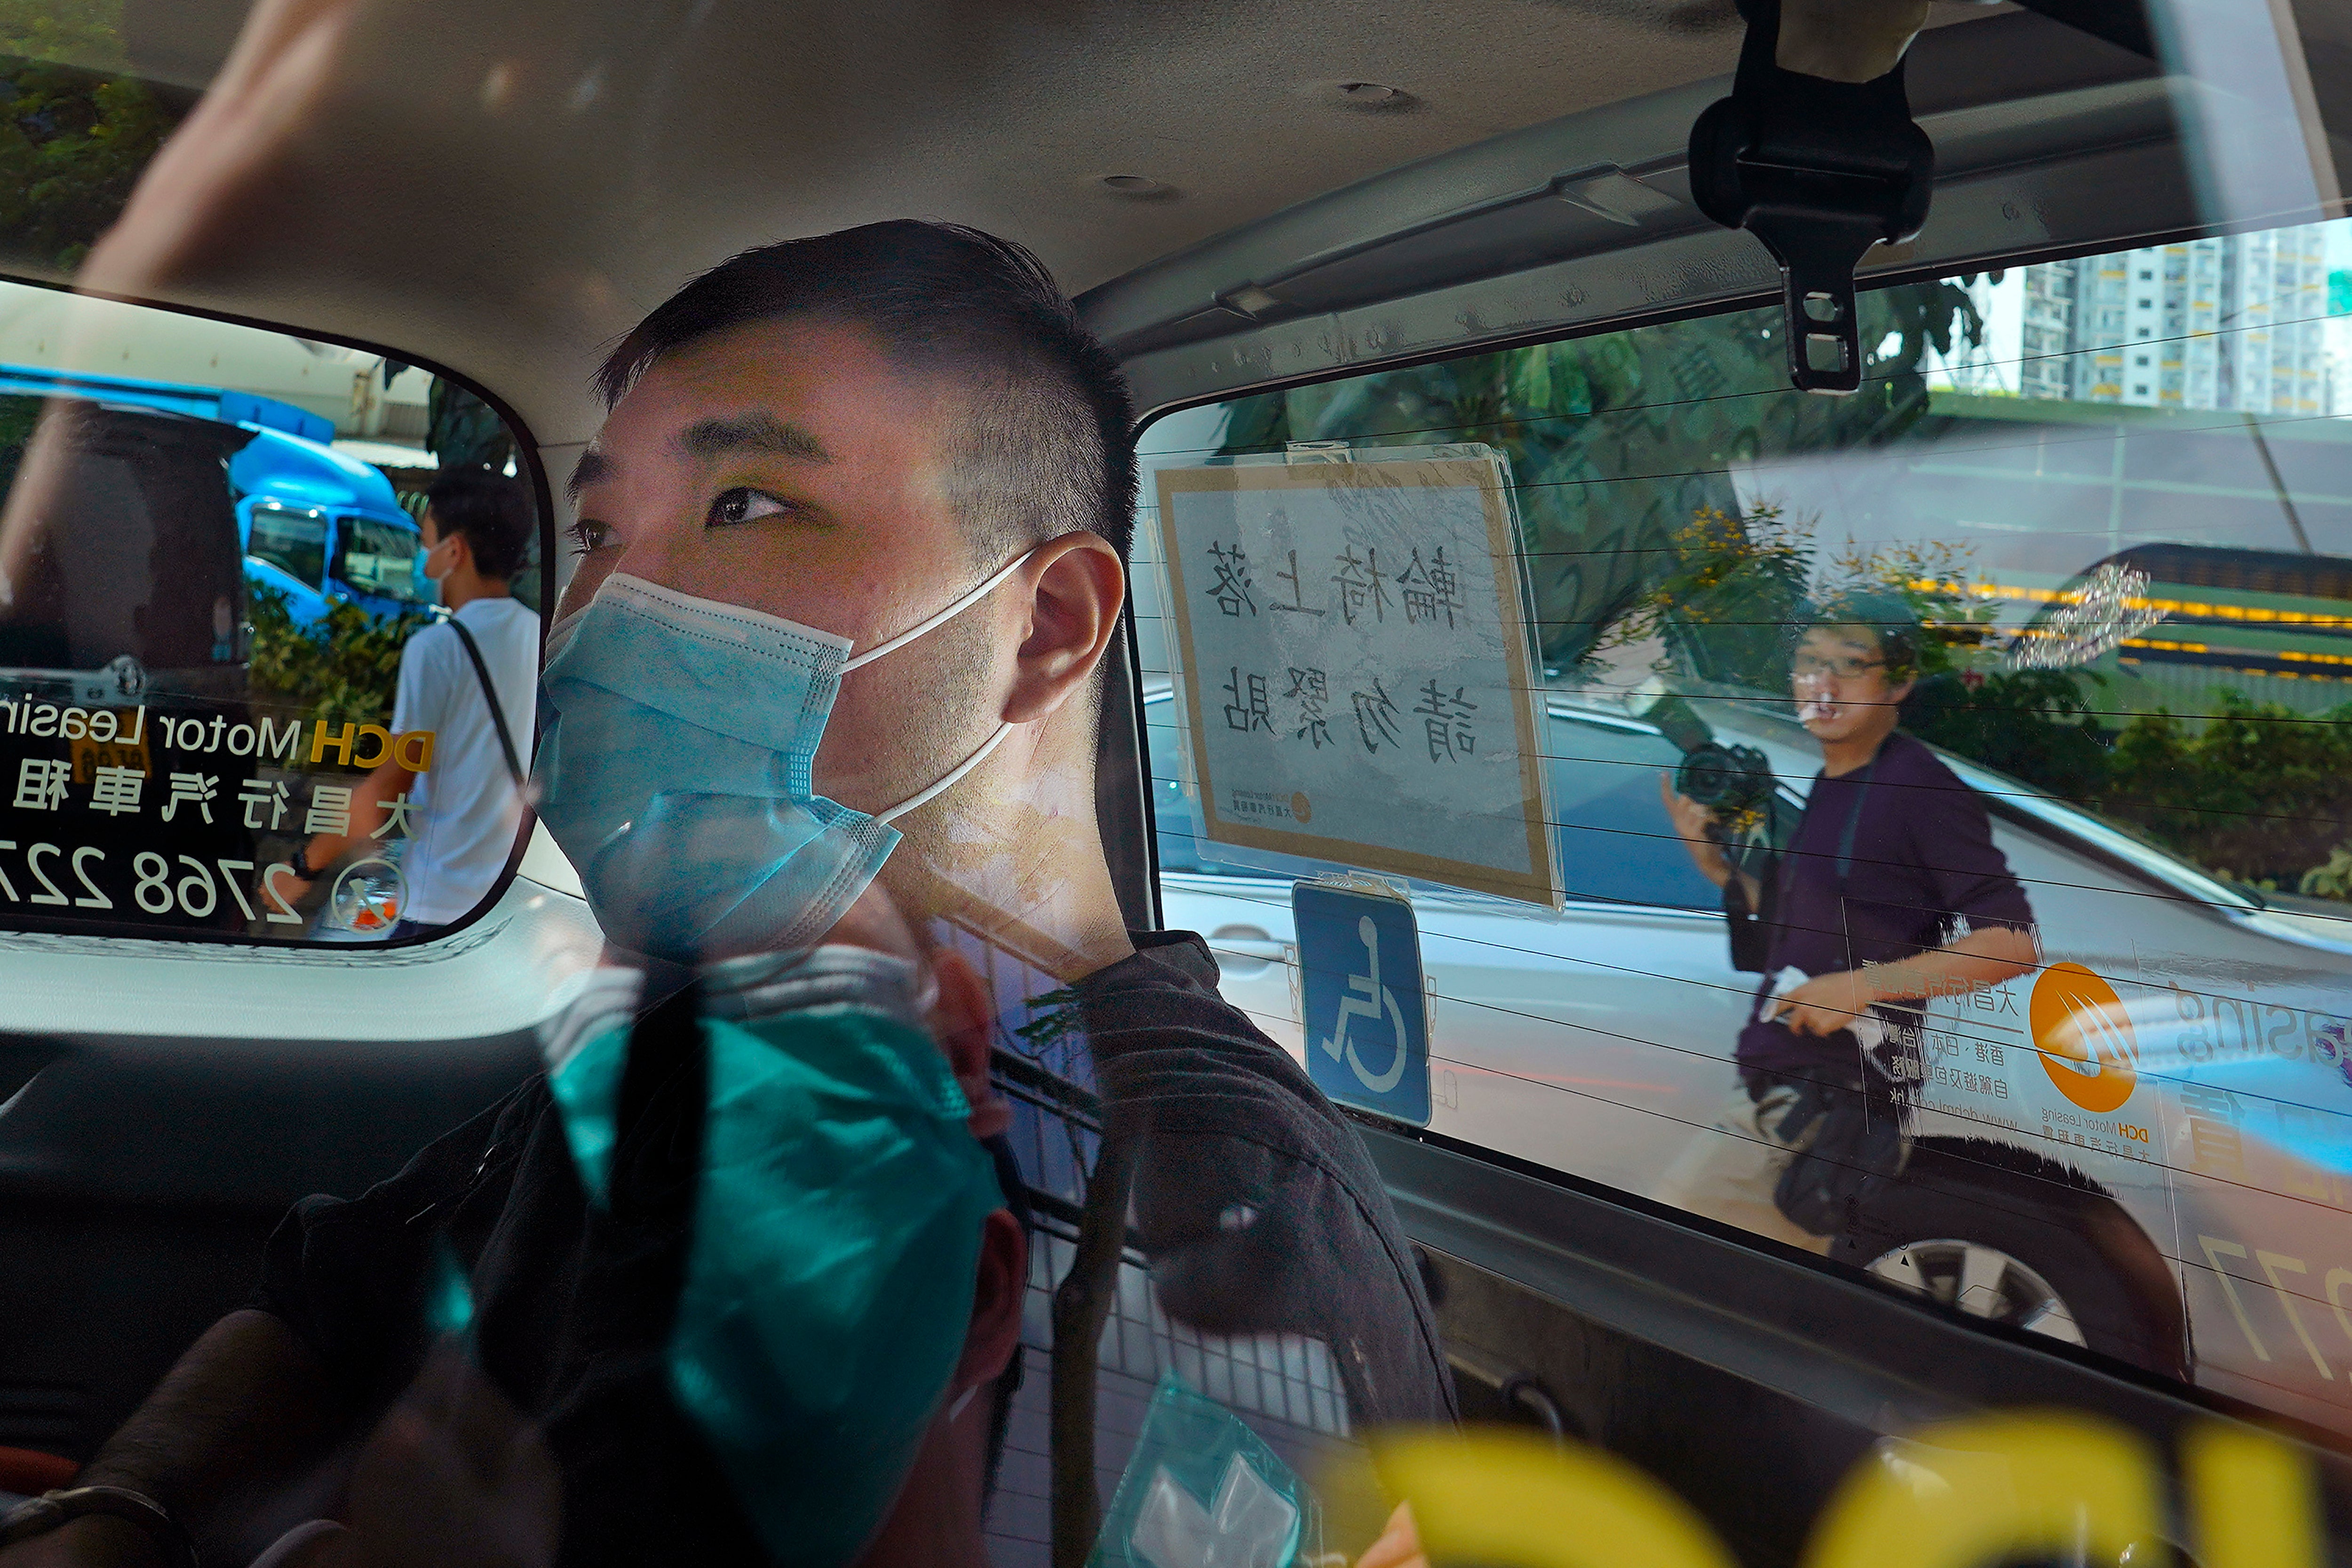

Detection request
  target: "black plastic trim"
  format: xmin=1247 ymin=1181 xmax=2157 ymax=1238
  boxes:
xmin=1361 ymin=1116 xmax=2352 ymax=1460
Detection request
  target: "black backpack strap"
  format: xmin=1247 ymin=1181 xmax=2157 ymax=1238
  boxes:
xmin=447 ymin=617 xmax=524 ymax=787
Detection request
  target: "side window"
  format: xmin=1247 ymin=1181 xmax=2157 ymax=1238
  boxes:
xmin=249 ymin=507 xmax=328 ymax=588
xmin=1138 ymin=216 xmax=2352 ymax=1430
xmin=0 ymin=277 xmax=543 ymax=945
xmin=1548 ymin=714 xmax=1721 ymax=910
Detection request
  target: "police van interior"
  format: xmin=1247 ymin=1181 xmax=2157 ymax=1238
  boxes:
xmin=0 ymin=0 xmax=2350 ymax=1564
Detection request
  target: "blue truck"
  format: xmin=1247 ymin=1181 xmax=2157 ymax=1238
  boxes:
xmin=0 ymin=363 xmax=439 ymax=630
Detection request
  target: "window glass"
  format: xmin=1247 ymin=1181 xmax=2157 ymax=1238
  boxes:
xmin=1136 ymin=216 xmax=2352 ymax=1436
xmin=332 ymin=514 xmax=428 ymax=605
xmin=248 ymin=507 xmax=327 ymax=589
xmin=0 ymin=279 xmax=543 ymax=944
xmin=1546 ymin=713 xmax=1723 ymax=910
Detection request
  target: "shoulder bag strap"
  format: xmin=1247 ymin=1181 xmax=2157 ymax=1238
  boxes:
xmin=1832 ymin=758 xmax=1879 ymax=884
xmin=447 ymin=617 xmax=525 ymax=788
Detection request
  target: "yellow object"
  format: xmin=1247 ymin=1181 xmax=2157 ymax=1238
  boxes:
xmin=1369 ymin=1428 xmax=1735 ymax=1568
xmin=1806 ymin=1413 xmax=2161 ymax=1568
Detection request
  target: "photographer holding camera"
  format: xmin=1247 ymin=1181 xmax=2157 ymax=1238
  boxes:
xmin=1655 ymin=592 xmax=2039 ymax=1251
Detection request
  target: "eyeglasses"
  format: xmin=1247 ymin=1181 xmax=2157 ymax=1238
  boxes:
xmin=1791 ymin=653 xmax=1888 ymax=681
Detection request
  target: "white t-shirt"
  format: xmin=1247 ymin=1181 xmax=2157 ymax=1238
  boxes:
xmin=389 ymin=596 xmax=540 ymax=925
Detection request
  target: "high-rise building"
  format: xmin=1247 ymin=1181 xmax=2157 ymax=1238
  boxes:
xmin=2013 ymin=227 xmax=2332 ymax=414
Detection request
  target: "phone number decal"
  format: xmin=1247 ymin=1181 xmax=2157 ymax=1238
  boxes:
xmin=0 ymin=840 xmax=305 ymax=923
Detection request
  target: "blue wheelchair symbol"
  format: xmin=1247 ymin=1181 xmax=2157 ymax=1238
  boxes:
xmin=1293 ymin=881 xmax=1430 ymax=1126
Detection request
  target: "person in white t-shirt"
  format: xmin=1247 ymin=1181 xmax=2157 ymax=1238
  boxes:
xmin=287 ymin=471 xmax=540 ymax=938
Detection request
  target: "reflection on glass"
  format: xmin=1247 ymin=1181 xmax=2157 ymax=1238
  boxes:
xmin=0 ymin=283 xmax=539 ymax=945
xmin=333 ymin=516 xmax=428 ymax=605
xmin=1138 ymin=215 xmax=2352 ymax=1441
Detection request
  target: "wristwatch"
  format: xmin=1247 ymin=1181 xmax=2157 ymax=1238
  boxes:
xmin=0 ymin=1486 xmax=199 ymax=1567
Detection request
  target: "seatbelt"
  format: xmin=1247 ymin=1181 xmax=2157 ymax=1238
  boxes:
xmin=447 ymin=616 xmax=525 ymax=788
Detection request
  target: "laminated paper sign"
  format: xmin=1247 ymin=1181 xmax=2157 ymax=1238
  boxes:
xmin=1158 ymin=448 xmax=1558 ymax=907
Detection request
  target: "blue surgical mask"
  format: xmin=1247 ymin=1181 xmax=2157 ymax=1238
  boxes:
xmin=534 ymin=553 xmax=1031 ymax=962
xmin=544 ymin=947 xmax=1004 ymax=1568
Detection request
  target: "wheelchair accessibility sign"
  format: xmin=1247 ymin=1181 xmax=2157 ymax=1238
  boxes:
xmin=1294 ymin=878 xmax=1431 ymax=1126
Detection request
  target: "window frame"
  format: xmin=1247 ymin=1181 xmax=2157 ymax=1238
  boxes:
xmin=0 ymin=268 xmax=554 ymax=953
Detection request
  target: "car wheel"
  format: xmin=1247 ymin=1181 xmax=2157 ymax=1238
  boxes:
xmin=1834 ymin=1146 xmax=2188 ymax=1380
xmin=1859 ymin=1237 xmax=2086 ymax=1345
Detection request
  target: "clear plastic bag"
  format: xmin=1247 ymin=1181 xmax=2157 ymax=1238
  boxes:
xmin=1089 ymin=1374 xmax=1323 ymax=1568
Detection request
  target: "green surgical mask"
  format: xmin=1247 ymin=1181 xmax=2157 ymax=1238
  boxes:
xmin=548 ymin=948 xmax=1004 ymax=1567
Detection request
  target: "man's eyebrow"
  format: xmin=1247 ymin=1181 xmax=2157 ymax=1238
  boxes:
xmin=565 ymin=449 xmax=614 ymax=503
xmin=677 ymin=414 xmax=833 ymax=466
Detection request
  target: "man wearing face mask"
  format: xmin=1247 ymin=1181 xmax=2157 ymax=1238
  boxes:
xmin=1655 ymin=593 xmax=2039 ymax=1251
xmin=533 ymin=219 xmax=1452 ymax=1437
xmin=8 ymin=216 xmax=1448 ymax=1568
xmin=284 ymin=471 xmax=537 ymax=939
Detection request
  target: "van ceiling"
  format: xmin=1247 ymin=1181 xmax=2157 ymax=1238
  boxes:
xmin=13 ymin=0 xmax=2009 ymax=459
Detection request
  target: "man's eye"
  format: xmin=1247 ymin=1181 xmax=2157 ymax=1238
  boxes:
xmin=566 ymin=518 xmax=616 ymax=554
xmin=708 ymin=487 xmax=791 ymax=528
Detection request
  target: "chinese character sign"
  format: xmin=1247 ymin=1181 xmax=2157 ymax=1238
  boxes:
xmin=1158 ymin=453 xmax=1557 ymax=907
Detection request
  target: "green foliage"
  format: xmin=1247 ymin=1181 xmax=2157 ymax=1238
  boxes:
xmin=1597 ymin=501 xmax=1815 ymax=687
xmin=2099 ymin=694 xmax=2352 ymax=891
xmin=428 ymin=379 xmax=516 ymax=472
xmin=248 ymin=584 xmax=434 ymax=753
xmin=1216 ymin=281 xmax=1985 ymax=669
xmin=0 ymin=0 xmax=125 ymax=71
xmin=2304 ymin=844 xmax=2352 ymax=901
xmin=1905 ymin=669 xmax=2114 ymax=804
xmin=0 ymin=48 xmax=181 ymax=271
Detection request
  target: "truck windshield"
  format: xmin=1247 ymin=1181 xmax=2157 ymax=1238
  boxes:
xmin=332 ymin=516 xmax=427 ymax=604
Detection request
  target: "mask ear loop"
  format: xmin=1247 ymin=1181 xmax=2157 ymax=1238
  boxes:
xmin=849 ymin=545 xmax=1041 ymax=826
xmin=875 ymin=723 xmax=1015 ymax=825
xmin=839 ymin=545 xmax=1039 ymax=674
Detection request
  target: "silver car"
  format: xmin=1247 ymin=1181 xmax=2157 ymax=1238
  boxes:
xmin=1149 ymin=684 xmax=2352 ymax=1438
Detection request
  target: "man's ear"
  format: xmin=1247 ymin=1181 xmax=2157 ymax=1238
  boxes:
xmin=951 ymin=1208 xmax=1027 ymax=1395
xmin=1003 ymin=532 xmax=1124 ymax=726
xmin=929 ymin=948 xmax=1009 ymax=1139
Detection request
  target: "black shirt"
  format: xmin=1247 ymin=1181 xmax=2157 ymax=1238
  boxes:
xmin=255 ymin=929 xmax=1452 ymax=1561
xmin=1079 ymin=931 xmax=1454 ymax=1426
xmin=1738 ymin=732 xmax=2035 ymax=1076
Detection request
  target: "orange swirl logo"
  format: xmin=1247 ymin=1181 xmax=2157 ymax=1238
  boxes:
xmin=2032 ymin=962 xmax=2140 ymax=1113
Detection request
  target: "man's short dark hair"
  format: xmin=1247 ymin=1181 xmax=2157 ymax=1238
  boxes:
xmin=424 ymin=470 xmax=534 ymax=581
xmin=594 ymin=220 xmax=1137 ymax=567
xmin=1804 ymin=588 xmax=1923 ymax=680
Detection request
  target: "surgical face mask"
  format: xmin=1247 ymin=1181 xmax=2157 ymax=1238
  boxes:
xmin=533 ymin=549 xmax=1032 ymax=962
xmin=545 ymin=947 xmax=1003 ymax=1568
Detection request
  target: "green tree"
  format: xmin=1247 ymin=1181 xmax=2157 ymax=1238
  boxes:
xmin=0 ymin=41 xmax=183 ymax=272
xmin=1905 ymin=669 xmax=2114 ymax=804
xmin=2101 ymin=694 xmax=2352 ymax=890
xmin=248 ymin=584 xmax=433 ymax=756
xmin=1216 ymin=280 xmax=1987 ymax=672
xmin=1595 ymin=501 xmax=1816 ymax=688
xmin=427 ymin=379 xmax=516 ymax=472
xmin=0 ymin=0 xmax=126 ymax=71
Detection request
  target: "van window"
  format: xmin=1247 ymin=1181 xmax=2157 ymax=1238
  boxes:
xmin=250 ymin=507 xmax=328 ymax=589
xmin=1136 ymin=215 xmax=2352 ymax=1425
xmin=332 ymin=515 xmax=426 ymax=604
xmin=0 ymin=279 xmax=542 ymax=945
